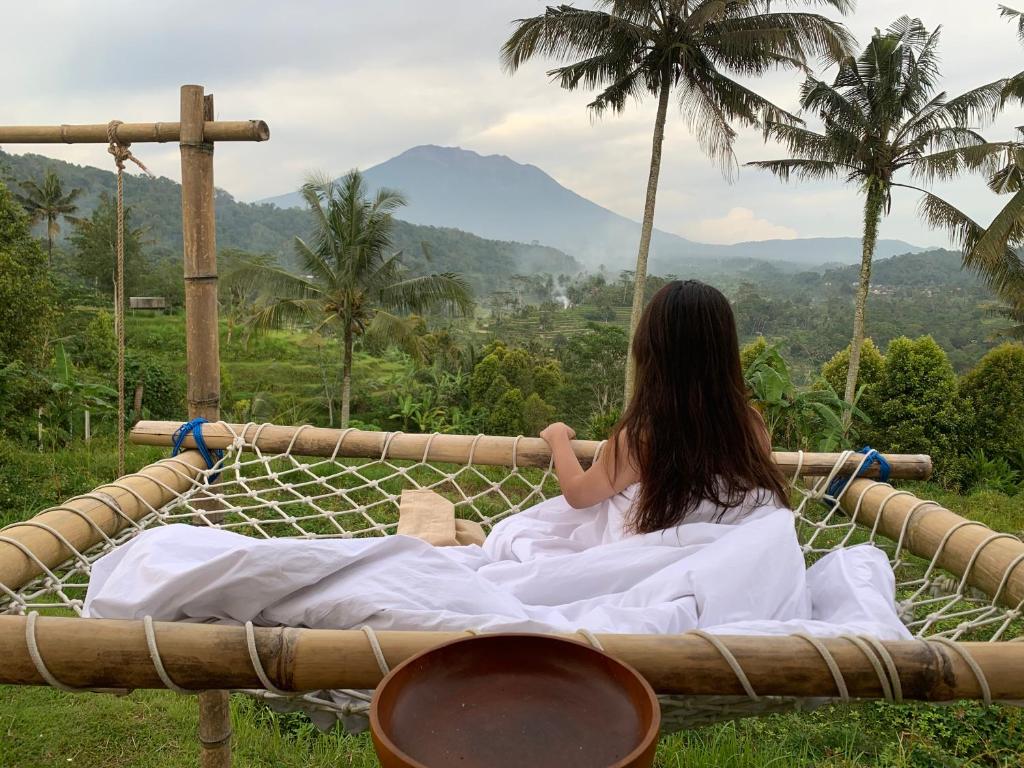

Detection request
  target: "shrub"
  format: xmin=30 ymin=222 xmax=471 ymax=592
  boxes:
xmin=868 ymin=336 xmax=969 ymax=487
xmin=960 ymin=343 xmax=1024 ymax=468
xmin=739 ymin=336 xmax=768 ymax=373
xmin=820 ymin=338 xmax=885 ymax=395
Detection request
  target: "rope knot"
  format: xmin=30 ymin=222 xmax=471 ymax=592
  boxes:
xmin=106 ymin=120 xmax=153 ymax=177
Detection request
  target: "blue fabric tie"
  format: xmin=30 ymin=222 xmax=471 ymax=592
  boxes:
xmin=171 ymin=417 xmax=224 ymax=484
xmin=827 ymin=446 xmax=891 ymax=501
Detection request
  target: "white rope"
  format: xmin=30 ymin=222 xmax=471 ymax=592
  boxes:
xmin=361 ymin=625 xmax=390 ymax=676
xmin=25 ymin=612 xmax=84 ymax=693
xmin=687 ymin=630 xmax=759 ymax=701
xmin=244 ymin=620 xmax=292 ymax=695
xmin=143 ymin=615 xmax=191 ymax=694
xmin=929 ymin=636 xmax=992 ymax=706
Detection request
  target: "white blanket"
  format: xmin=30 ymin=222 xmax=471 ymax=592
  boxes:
xmin=84 ymin=486 xmax=910 ymax=641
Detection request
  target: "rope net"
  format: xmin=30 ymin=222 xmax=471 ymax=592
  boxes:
xmin=2 ymin=422 xmax=1021 ymax=730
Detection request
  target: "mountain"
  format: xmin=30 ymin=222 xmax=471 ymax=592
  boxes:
xmin=0 ymin=149 xmax=580 ymax=296
xmin=262 ymin=145 xmax=926 ymax=268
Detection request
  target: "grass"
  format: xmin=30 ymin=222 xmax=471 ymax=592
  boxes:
xmin=2 ymin=688 xmax=1022 ymax=767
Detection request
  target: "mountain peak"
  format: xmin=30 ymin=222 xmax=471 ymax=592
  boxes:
xmin=259 ymin=146 xmax=925 ymax=268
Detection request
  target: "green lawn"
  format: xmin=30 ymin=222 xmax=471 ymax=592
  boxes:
xmin=2 ymin=687 xmax=1022 ymax=767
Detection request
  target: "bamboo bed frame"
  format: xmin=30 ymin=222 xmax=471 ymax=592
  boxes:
xmin=2 ymin=87 xmax=1023 ymax=767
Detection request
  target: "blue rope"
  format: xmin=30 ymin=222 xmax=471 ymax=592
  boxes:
xmin=171 ymin=417 xmax=224 ymax=484
xmin=827 ymin=446 xmax=891 ymax=501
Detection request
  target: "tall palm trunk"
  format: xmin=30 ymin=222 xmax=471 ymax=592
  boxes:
xmin=341 ymin=325 xmax=353 ymax=428
xmin=623 ymin=69 xmax=672 ymax=401
xmin=844 ymin=187 xmax=885 ymax=408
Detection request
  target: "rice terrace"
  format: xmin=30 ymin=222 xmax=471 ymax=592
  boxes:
xmin=2 ymin=1 xmax=1024 ymax=767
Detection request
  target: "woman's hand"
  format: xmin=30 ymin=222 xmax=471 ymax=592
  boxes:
xmin=540 ymin=422 xmax=576 ymax=446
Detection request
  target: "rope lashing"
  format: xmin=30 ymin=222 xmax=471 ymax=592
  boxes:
xmin=106 ymin=120 xmax=153 ymax=479
xmin=826 ymin=446 xmax=892 ymax=501
xmin=172 ymin=418 xmax=224 ymax=483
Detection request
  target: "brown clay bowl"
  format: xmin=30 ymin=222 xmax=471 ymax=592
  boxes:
xmin=369 ymin=633 xmax=660 ymax=768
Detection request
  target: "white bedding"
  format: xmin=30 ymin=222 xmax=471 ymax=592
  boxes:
xmin=84 ymin=485 xmax=910 ymax=641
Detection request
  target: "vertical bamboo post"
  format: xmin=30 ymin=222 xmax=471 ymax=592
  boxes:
xmin=180 ymin=85 xmax=220 ymax=422
xmin=180 ymin=84 xmax=232 ymax=768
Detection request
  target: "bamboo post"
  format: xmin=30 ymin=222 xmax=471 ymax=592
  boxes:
xmin=2 ymin=616 xmax=1022 ymax=702
xmin=180 ymin=86 xmax=220 ymax=422
xmin=839 ymin=479 xmax=1024 ymax=610
xmin=130 ymin=420 xmax=933 ymax=479
xmin=179 ymin=84 xmax=232 ymax=768
xmin=0 ymin=451 xmax=209 ymax=593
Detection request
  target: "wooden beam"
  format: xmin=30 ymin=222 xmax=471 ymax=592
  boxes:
xmin=839 ymin=479 xmax=1024 ymax=610
xmin=0 ymin=120 xmax=268 ymax=144
xmin=0 ymin=452 xmax=208 ymax=594
xmin=1 ymin=616 xmax=1021 ymax=702
xmin=130 ymin=420 xmax=933 ymax=479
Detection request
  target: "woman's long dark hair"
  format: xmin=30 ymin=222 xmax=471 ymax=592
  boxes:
xmin=611 ymin=280 xmax=789 ymax=533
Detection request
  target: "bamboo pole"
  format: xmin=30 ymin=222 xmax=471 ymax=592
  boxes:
xmin=180 ymin=86 xmax=221 ymax=422
xmin=130 ymin=420 xmax=933 ymax=479
xmin=839 ymin=479 xmax=1024 ymax=610
xmin=179 ymin=85 xmax=233 ymax=768
xmin=0 ymin=451 xmax=208 ymax=593
xmin=1 ymin=616 xmax=1021 ymax=702
xmin=0 ymin=121 xmax=269 ymax=144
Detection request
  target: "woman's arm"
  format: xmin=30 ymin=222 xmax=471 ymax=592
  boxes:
xmin=539 ymin=423 xmax=640 ymax=509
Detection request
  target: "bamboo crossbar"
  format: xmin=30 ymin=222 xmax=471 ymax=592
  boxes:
xmin=1 ymin=616 xmax=1020 ymax=702
xmin=0 ymin=120 xmax=269 ymax=144
xmin=839 ymin=479 xmax=1024 ymax=611
xmin=130 ymin=420 xmax=933 ymax=479
xmin=0 ymin=451 xmax=208 ymax=594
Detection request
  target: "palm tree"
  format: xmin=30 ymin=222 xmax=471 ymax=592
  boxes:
xmin=501 ymin=0 xmax=856 ymax=399
xmin=236 ymin=171 xmax=474 ymax=427
xmin=916 ymin=6 xmax=1024 ymax=307
xmin=748 ymin=17 xmax=1008 ymax=407
xmin=14 ymin=169 xmax=81 ymax=266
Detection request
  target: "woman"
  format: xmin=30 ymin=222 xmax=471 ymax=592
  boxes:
xmin=538 ymin=279 xmax=787 ymax=534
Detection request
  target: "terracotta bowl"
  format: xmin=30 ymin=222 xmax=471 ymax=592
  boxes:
xmin=369 ymin=633 xmax=660 ymax=768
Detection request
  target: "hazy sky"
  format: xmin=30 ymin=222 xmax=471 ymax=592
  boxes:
xmin=1 ymin=1 xmax=1021 ymax=246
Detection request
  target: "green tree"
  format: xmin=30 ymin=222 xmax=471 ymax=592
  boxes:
xmin=558 ymin=323 xmax=627 ymax=428
xmin=236 ymin=171 xmax=474 ymax=427
xmin=70 ymin=195 xmax=146 ymax=298
xmin=820 ymin=339 xmax=885 ymax=397
xmin=13 ymin=168 xmax=81 ymax=266
xmin=0 ymin=181 xmax=55 ymax=371
xmin=749 ymin=18 xmax=1007 ymax=407
xmin=501 ymin=0 xmax=855 ymax=400
xmin=960 ymin=343 xmax=1024 ymax=464
xmin=868 ymin=336 xmax=967 ymax=486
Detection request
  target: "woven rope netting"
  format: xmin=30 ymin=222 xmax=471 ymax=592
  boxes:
xmin=2 ymin=423 xmax=1021 ymax=730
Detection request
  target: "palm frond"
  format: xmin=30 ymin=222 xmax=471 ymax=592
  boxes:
xmin=376 ymin=273 xmax=474 ymax=316
xmin=999 ymin=5 xmax=1024 ymax=44
xmin=744 ymin=158 xmax=849 ymax=182
xmin=710 ymin=11 xmax=856 ymax=71
xmin=364 ymin=311 xmax=429 ymax=363
xmin=910 ymin=140 xmax=1009 ymax=184
xmin=916 ymin=188 xmax=1024 ymax=296
xmin=246 ymin=297 xmax=325 ymax=335
xmin=500 ymin=5 xmax=646 ymax=72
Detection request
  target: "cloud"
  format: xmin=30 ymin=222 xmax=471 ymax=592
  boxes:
xmin=0 ymin=0 xmax=1018 ymax=246
xmin=680 ymin=208 xmax=799 ymax=244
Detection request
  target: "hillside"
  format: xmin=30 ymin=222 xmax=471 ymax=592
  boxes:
xmin=263 ymin=145 xmax=926 ymax=268
xmin=0 ymin=150 xmax=580 ymax=295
